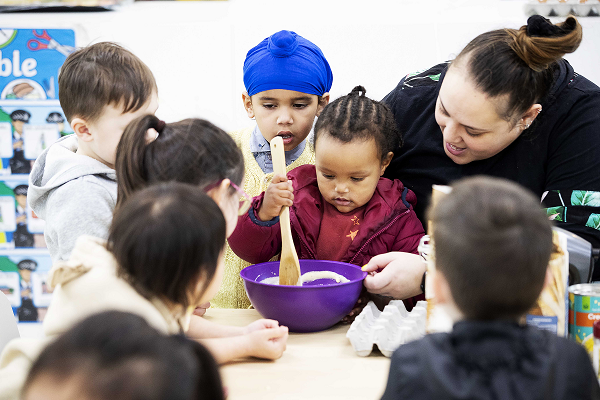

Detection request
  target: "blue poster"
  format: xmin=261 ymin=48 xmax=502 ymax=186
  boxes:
xmin=0 ymin=251 xmax=53 ymax=321
xmin=0 ymin=177 xmax=46 ymax=250
xmin=0 ymin=28 xmax=75 ymax=322
xmin=0 ymin=29 xmax=75 ymax=101
xmin=0 ymin=29 xmax=75 ymax=176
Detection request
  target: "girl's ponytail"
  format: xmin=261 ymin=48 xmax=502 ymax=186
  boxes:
xmin=115 ymin=114 xmax=164 ymax=211
xmin=507 ymin=15 xmax=582 ymax=72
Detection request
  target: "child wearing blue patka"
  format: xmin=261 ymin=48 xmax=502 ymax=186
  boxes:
xmin=215 ymin=30 xmax=332 ymax=308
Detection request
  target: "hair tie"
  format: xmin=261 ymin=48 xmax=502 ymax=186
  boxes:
xmin=155 ymin=119 xmax=166 ymax=133
xmin=527 ymin=15 xmax=576 ymax=38
xmin=349 ymin=85 xmax=366 ymax=97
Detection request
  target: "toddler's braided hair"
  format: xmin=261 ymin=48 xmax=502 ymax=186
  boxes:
xmin=313 ymin=85 xmax=401 ymax=161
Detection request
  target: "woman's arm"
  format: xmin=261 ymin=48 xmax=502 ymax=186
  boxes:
xmin=543 ymin=84 xmax=600 ymax=251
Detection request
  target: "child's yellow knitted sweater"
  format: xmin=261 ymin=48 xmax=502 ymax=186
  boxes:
xmin=211 ymin=127 xmax=315 ymax=308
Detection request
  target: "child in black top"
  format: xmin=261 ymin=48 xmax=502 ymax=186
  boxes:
xmin=381 ymin=176 xmax=600 ymax=400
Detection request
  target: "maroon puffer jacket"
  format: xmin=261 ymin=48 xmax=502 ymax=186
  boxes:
xmin=229 ymin=164 xmax=425 ymax=266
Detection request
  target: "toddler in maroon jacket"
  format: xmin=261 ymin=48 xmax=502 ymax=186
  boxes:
xmin=228 ymin=86 xmax=425 ymax=311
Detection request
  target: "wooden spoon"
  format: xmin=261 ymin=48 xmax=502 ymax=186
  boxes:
xmin=270 ymin=136 xmax=301 ymax=286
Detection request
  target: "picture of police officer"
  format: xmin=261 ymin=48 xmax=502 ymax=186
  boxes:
xmin=13 ymin=184 xmax=34 ymax=248
xmin=46 ymin=112 xmax=70 ymax=137
xmin=9 ymin=110 xmax=32 ymax=174
xmin=17 ymin=258 xmax=38 ymax=321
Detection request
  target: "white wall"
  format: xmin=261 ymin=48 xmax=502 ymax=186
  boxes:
xmin=2 ymin=0 xmax=599 ymax=132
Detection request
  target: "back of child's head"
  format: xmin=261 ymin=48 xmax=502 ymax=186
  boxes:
xmin=23 ymin=310 xmax=224 ymax=400
xmin=430 ymin=176 xmax=553 ymax=321
xmin=313 ymin=86 xmax=401 ymax=163
xmin=243 ymin=30 xmax=333 ymax=97
xmin=58 ymin=42 xmax=156 ymax=123
xmin=108 ymin=182 xmax=226 ymax=310
xmin=115 ymin=114 xmax=244 ymax=210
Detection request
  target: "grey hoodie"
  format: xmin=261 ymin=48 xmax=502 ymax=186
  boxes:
xmin=28 ymin=135 xmax=117 ymax=264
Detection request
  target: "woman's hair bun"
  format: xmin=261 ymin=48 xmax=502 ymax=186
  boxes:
xmin=509 ymin=15 xmax=582 ymax=72
xmin=526 ymin=15 xmax=577 ymax=38
xmin=349 ymin=85 xmax=366 ymax=97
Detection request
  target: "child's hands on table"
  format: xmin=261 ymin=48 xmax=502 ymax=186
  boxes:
xmin=193 ymin=302 xmax=211 ymax=317
xmin=258 ymin=174 xmax=294 ymax=221
xmin=245 ymin=324 xmax=289 ymax=360
xmin=243 ymin=318 xmax=281 ymax=334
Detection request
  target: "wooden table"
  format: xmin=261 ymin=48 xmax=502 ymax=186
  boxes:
xmin=204 ymin=309 xmax=391 ymax=400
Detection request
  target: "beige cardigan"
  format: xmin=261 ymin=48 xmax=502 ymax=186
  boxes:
xmin=211 ymin=127 xmax=315 ymax=309
xmin=0 ymin=236 xmax=185 ymax=400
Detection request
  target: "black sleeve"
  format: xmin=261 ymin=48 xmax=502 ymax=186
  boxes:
xmin=543 ymin=86 xmax=600 ymax=252
xmin=559 ymin=340 xmax=600 ymax=399
xmin=380 ymin=342 xmax=425 ymax=400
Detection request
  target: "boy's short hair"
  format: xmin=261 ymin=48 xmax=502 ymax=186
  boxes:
xmin=24 ymin=311 xmax=224 ymax=400
xmin=58 ymin=42 xmax=156 ymax=123
xmin=429 ymin=176 xmax=553 ymax=320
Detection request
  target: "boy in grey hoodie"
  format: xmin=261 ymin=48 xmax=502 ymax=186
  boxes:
xmin=28 ymin=42 xmax=159 ymax=264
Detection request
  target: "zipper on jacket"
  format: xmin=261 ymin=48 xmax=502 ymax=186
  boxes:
xmin=348 ymin=209 xmax=411 ymax=265
xmin=289 ymin=208 xmax=317 ymax=260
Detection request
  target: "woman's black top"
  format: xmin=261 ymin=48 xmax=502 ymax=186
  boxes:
xmin=383 ymin=60 xmax=600 ymax=274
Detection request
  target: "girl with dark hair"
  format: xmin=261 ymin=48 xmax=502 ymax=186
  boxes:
xmin=363 ymin=16 xmax=600 ymax=301
xmin=115 ymin=115 xmax=246 ymax=239
xmin=113 ymin=115 xmax=288 ymax=364
xmin=0 ymin=121 xmax=289 ymax=398
xmin=23 ymin=311 xmax=225 ymax=400
xmin=43 ymin=183 xmax=286 ymax=360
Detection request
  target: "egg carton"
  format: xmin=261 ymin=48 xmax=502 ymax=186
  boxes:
xmin=525 ymin=0 xmax=600 ymax=17
xmin=346 ymin=300 xmax=427 ymax=357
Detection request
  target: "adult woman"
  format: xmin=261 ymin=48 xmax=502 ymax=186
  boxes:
xmin=364 ymin=16 xmax=600 ymax=299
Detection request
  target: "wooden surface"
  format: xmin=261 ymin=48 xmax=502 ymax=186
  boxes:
xmin=204 ymin=308 xmax=391 ymax=400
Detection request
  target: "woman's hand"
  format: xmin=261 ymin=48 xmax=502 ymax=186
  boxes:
xmin=257 ymin=174 xmax=294 ymax=221
xmin=363 ymin=252 xmax=426 ymax=300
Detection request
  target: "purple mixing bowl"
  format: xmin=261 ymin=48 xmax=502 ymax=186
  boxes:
xmin=240 ymin=260 xmax=367 ymax=333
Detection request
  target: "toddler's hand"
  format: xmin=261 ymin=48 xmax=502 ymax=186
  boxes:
xmin=243 ymin=318 xmax=280 ymax=334
xmin=245 ymin=325 xmax=289 ymax=360
xmin=257 ymin=174 xmax=294 ymax=221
